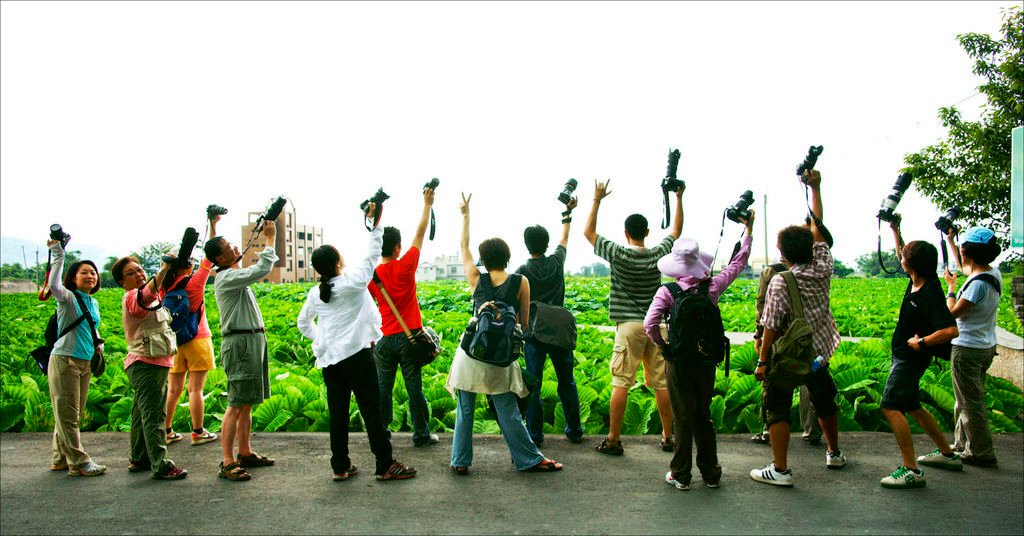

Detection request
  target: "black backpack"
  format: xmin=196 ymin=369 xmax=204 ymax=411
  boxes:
xmin=664 ymin=280 xmax=730 ymax=374
xmin=460 ymin=274 xmax=524 ymax=367
xmin=29 ymin=292 xmax=93 ymax=375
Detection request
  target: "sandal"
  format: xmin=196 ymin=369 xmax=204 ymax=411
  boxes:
xmin=218 ymin=462 xmax=252 ymax=481
xmin=594 ymin=438 xmax=624 ymax=456
xmin=525 ymin=459 xmax=563 ymax=472
xmin=237 ymin=452 xmax=275 ymax=467
xmin=333 ymin=465 xmax=359 ymax=481
xmin=450 ymin=465 xmax=469 ymax=476
xmin=660 ymin=436 xmax=675 ymax=452
xmin=128 ymin=460 xmax=152 ymax=473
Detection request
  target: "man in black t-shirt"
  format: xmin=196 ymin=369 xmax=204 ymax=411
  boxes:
xmin=515 ymin=198 xmax=583 ymax=445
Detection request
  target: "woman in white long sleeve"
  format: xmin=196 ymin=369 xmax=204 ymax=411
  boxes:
xmin=45 ymin=238 xmax=106 ymax=476
xmin=297 ymin=203 xmax=416 ymax=482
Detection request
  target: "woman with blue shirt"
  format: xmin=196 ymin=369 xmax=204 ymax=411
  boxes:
xmin=46 ymin=239 xmax=106 ymax=477
xmin=943 ymin=226 xmax=1003 ymax=467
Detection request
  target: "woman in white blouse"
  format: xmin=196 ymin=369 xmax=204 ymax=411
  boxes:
xmin=297 ymin=203 xmax=417 ymax=482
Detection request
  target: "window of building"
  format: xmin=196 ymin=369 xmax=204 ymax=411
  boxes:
xmin=307 ymin=247 xmax=312 ymax=254
xmin=298 ymin=260 xmax=304 ymax=268
xmin=297 ymin=231 xmax=305 ymax=240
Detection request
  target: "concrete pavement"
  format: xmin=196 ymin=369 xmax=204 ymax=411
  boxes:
xmin=1 ymin=432 xmax=1021 ymax=535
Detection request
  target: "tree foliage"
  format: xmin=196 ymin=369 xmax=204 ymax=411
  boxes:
xmin=129 ymin=242 xmax=174 ymax=277
xmin=833 ymin=259 xmax=855 ymax=277
xmin=903 ymin=7 xmax=1023 ymax=246
xmin=855 ymin=250 xmax=903 ymax=278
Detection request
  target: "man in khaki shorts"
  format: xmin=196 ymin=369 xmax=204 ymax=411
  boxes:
xmin=164 ymin=213 xmax=221 ymax=447
xmin=583 ymin=179 xmax=683 ymax=455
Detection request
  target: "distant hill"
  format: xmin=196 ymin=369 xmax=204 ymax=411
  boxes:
xmin=1 ymin=236 xmax=120 ymax=268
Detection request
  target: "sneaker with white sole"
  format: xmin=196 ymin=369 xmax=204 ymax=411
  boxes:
xmin=916 ymin=449 xmax=963 ymax=471
xmin=665 ymin=471 xmax=689 ymax=491
xmin=880 ymin=465 xmax=926 ymax=489
xmin=191 ymin=430 xmax=218 ymax=446
xmin=68 ymin=461 xmax=107 ymax=477
xmin=749 ymin=463 xmax=793 ymax=487
xmin=826 ymin=450 xmax=847 ymax=469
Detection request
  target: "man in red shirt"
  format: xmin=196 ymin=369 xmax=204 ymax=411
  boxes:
xmin=367 ymin=186 xmax=438 ymax=447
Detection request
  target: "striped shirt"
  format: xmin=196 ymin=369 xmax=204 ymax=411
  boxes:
xmin=760 ymin=242 xmax=841 ymax=360
xmin=594 ymin=234 xmax=675 ymax=322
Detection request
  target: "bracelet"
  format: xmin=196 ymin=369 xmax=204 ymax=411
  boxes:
xmin=947 ymin=292 xmax=956 ymax=299
xmin=756 ymin=361 xmax=768 ymax=367
xmin=561 ymin=210 xmax=572 ymax=217
xmin=562 ymin=218 xmax=572 ymax=224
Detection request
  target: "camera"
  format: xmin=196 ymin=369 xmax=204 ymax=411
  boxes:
xmin=424 ymin=177 xmax=440 ymax=191
xmin=162 ymin=227 xmax=200 ymax=270
xmin=206 ymin=204 xmax=228 ymax=220
xmin=558 ymin=178 xmax=578 ymax=204
xmin=726 ymin=190 xmax=755 ymax=224
xmin=661 ymin=149 xmax=685 ymax=192
xmin=796 ymin=145 xmax=824 ymax=178
xmin=876 ymin=173 xmax=913 ymax=223
xmin=360 ymin=188 xmax=390 ymax=213
xmin=935 ymin=207 xmax=961 ymax=235
xmin=49 ymin=224 xmax=70 ymax=249
xmin=264 ymin=196 xmax=287 ymax=222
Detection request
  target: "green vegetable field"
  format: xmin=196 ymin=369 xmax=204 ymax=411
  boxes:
xmin=2 ymin=277 xmax=1021 ymax=437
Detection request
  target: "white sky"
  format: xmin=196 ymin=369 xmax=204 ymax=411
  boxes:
xmin=1 ymin=1 xmax=1016 ymax=272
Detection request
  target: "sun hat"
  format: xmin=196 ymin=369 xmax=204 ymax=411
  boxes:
xmin=962 ymin=226 xmax=995 ymax=244
xmin=657 ymin=238 xmax=713 ymax=279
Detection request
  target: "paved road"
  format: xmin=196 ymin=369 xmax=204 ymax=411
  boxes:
xmin=1 ymin=432 xmax=1021 ymax=535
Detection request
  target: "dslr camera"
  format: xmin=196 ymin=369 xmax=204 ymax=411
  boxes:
xmin=661 ymin=149 xmax=685 ymax=192
xmin=162 ymin=227 xmax=200 ymax=270
xmin=424 ymin=178 xmax=440 ymax=192
xmin=726 ymin=190 xmax=755 ymax=224
xmin=207 ymin=204 xmax=228 ymax=220
xmin=876 ymin=173 xmax=912 ymax=223
xmin=49 ymin=224 xmax=71 ymax=249
xmin=360 ymin=188 xmax=390 ymax=213
xmin=935 ymin=207 xmax=961 ymax=235
xmin=796 ymin=145 xmax=824 ymax=179
xmin=558 ymin=178 xmax=578 ymax=204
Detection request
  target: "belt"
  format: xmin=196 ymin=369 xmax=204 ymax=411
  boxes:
xmin=224 ymin=328 xmax=266 ymax=336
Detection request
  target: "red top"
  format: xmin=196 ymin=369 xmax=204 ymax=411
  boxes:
xmin=367 ymin=246 xmax=422 ymax=336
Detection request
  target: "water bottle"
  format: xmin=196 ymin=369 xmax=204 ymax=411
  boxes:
xmin=810 ymin=355 xmax=825 ymax=373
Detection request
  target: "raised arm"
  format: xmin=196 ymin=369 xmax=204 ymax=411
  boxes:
xmin=889 ymin=218 xmax=906 ymax=262
xmin=337 ymin=205 xmax=383 ymax=291
xmin=215 ymin=221 xmax=279 ymax=291
xmin=670 ymin=186 xmax=684 ymax=239
xmin=584 ymin=180 xmax=611 ymax=246
xmin=802 ymin=169 xmax=823 ymax=221
xmin=410 ymin=187 xmax=435 ymax=251
xmin=459 ymin=193 xmax=481 ymax=289
xmin=944 ymin=227 xmax=962 ymax=270
xmin=559 ymin=197 xmax=578 ymax=249
xmin=46 ymin=240 xmax=71 ymax=302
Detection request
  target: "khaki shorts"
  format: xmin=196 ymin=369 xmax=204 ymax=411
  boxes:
xmin=609 ymin=322 xmax=667 ymax=389
xmin=170 ymin=337 xmax=216 ymax=373
xmin=221 ymin=333 xmax=270 ymax=407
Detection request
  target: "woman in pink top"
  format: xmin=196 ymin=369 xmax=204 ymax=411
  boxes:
xmin=163 ymin=214 xmax=220 ymax=446
xmin=111 ymin=254 xmax=187 ymax=480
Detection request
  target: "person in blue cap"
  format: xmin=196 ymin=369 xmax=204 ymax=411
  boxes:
xmin=942 ymin=226 xmax=1003 ymax=467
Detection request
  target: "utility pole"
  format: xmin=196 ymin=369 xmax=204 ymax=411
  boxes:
xmin=21 ymin=246 xmax=29 ymax=281
xmin=763 ymin=194 xmax=769 ymax=267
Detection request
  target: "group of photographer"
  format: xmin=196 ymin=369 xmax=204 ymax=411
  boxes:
xmin=38 ymin=150 xmax=1005 ymax=490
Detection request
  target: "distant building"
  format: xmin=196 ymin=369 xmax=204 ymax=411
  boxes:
xmin=748 ymin=255 xmax=781 ymax=273
xmin=416 ymin=253 xmax=466 ymax=281
xmin=240 ymin=205 xmax=323 ymax=283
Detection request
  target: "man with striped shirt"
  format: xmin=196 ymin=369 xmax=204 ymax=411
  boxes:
xmin=584 ymin=179 xmax=683 ymax=455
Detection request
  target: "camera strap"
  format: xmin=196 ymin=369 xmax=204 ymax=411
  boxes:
xmin=38 ymin=250 xmax=53 ymax=301
xmin=708 ymin=211 xmax=745 ymax=277
xmin=661 ymin=189 xmax=671 ymax=230
xmin=364 ymin=206 xmax=384 ymax=232
xmin=939 ymin=232 xmax=949 ymax=270
xmin=876 ymin=219 xmax=903 ymax=275
xmin=429 ymin=207 xmax=436 ymax=241
xmin=802 ymin=185 xmax=834 ymax=248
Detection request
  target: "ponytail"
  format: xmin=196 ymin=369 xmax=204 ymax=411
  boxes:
xmin=319 ymin=275 xmax=332 ymax=304
xmin=311 ymin=245 xmax=341 ymax=304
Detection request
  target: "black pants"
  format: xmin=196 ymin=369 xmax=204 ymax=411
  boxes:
xmin=322 ymin=348 xmax=393 ymax=475
xmin=665 ymin=360 xmax=721 ymax=485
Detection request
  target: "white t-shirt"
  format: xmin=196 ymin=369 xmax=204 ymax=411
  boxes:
xmin=952 ymin=268 xmax=1001 ymax=349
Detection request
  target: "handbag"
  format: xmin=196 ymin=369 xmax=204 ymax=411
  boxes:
xmin=372 ymin=273 xmax=441 ymax=366
xmin=71 ymin=291 xmax=106 ymax=377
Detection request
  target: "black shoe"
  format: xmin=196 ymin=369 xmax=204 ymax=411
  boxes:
xmin=567 ymin=434 xmax=583 ymax=444
xmin=413 ymin=433 xmax=440 ymax=447
xmin=961 ymin=455 xmax=998 ymax=467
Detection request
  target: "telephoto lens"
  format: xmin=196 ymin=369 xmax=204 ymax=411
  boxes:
xmin=264 ymin=196 xmax=287 ymax=222
xmin=935 ymin=207 xmax=961 ymax=235
xmin=558 ymin=178 xmax=578 ymax=204
xmin=876 ymin=173 xmax=912 ymax=223
xmin=726 ymin=190 xmax=755 ymax=223
xmin=424 ymin=178 xmax=440 ymax=191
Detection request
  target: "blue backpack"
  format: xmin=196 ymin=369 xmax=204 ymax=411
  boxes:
xmin=163 ymin=278 xmax=202 ymax=346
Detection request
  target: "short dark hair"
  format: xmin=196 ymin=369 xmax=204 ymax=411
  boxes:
xmin=903 ymin=240 xmax=938 ymax=279
xmin=479 ymin=238 xmax=511 ymax=271
xmin=624 ymin=214 xmax=648 ymax=240
xmin=523 ymin=225 xmax=549 ymax=255
xmin=382 ymin=226 xmax=401 ymax=258
xmin=203 ymin=237 xmax=226 ymax=265
xmin=777 ymin=225 xmax=814 ymax=265
xmin=111 ymin=256 xmax=141 ymax=286
xmin=63 ymin=260 xmax=101 ymax=295
xmin=962 ymin=238 xmax=1000 ymax=266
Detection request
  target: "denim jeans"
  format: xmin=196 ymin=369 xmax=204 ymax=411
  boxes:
xmin=374 ymin=334 xmax=431 ymax=445
xmin=451 ymin=390 xmax=545 ymax=470
xmin=523 ymin=340 xmax=582 ymax=444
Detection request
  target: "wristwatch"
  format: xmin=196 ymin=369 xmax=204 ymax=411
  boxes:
xmin=756 ymin=361 xmax=769 ymax=367
xmin=947 ymin=292 xmax=956 ymax=299
xmin=917 ymin=337 xmax=927 ymax=348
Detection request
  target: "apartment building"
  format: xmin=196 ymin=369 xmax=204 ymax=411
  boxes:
xmin=416 ymin=253 xmax=466 ymax=281
xmin=240 ymin=205 xmax=323 ymax=283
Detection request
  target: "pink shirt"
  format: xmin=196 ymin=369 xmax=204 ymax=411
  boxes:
xmin=123 ymin=284 xmax=175 ymax=369
xmin=644 ymin=236 xmax=752 ymax=346
xmin=161 ymin=258 xmax=214 ymax=340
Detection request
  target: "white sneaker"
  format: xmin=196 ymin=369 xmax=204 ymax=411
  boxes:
xmin=826 ymin=450 xmax=847 ymax=469
xmin=68 ymin=461 xmax=107 ymax=477
xmin=665 ymin=471 xmax=689 ymax=490
xmin=880 ymin=465 xmax=926 ymax=489
xmin=917 ymin=449 xmax=963 ymax=471
xmin=749 ymin=463 xmax=793 ymax=487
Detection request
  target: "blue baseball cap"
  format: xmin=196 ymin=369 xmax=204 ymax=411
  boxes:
xmin=962 ymin=226 xmax=995 ymax=244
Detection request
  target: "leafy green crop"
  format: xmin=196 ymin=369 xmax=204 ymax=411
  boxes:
xmin=1 ymin=277 xmax=1021 ymax=436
